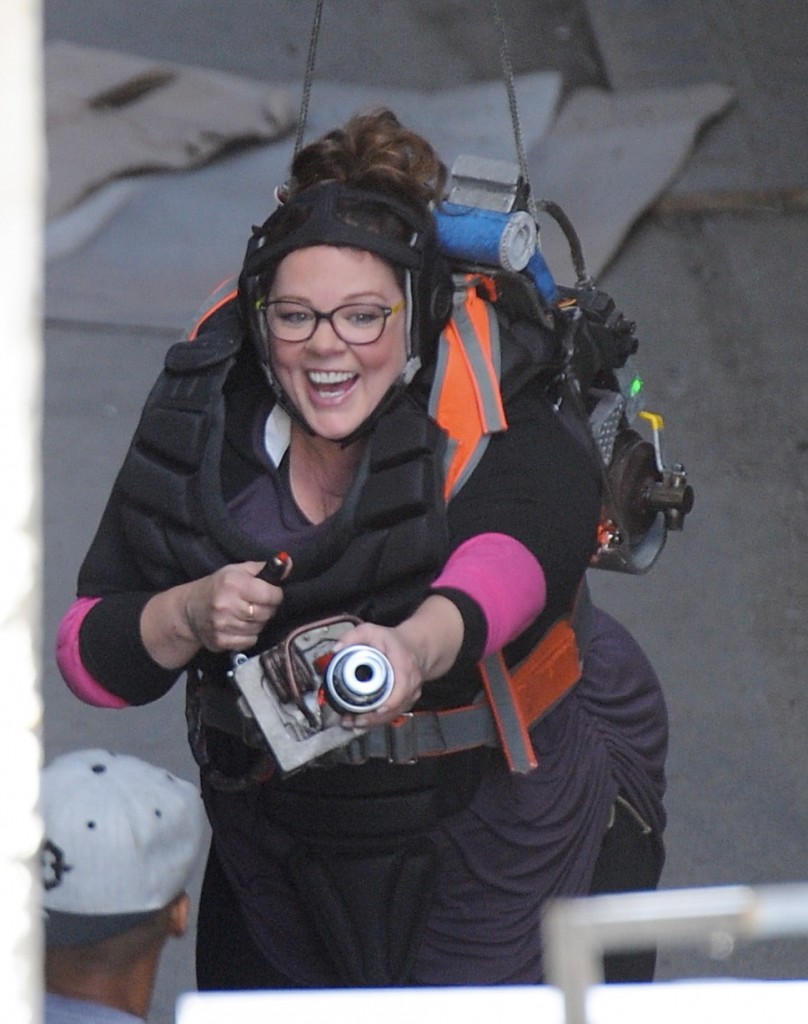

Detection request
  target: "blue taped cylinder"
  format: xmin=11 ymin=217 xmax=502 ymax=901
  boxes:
xmin=525 ymin=249 xmax=557 ymax=305
xmin=435 ymin=202 xmax=535 ymax=271
xmin=435 ymin=202 xmax=556 ymax=304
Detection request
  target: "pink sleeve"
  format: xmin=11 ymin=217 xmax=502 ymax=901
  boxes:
xmin=431 ymin=533 xmax=546 ymax=656
xmin=55 ymin=597 xmax=130 ymax=708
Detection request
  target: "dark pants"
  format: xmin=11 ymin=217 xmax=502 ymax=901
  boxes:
xmin=588 ymin=795 xmax=665 ymax=983
xmin=196 ymin=844 xmax=298 ymax=990
xmin=196 ymin=793 xmax=663 ymax=991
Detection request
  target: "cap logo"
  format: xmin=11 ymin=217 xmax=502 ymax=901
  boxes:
xmin=41 ymin=839 xmax=73 ymax=892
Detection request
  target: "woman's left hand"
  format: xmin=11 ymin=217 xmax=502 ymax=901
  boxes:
xmin=331 ymin=594 xmax=464 ymax=729
xmin=330 ymin=621 xmax=424 ymax=729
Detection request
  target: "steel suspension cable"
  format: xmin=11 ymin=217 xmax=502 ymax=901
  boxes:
xmin=293 ymin=0 xmax=325 ymax=158
xmin=491 ymin=0 xmax=538 ymax=221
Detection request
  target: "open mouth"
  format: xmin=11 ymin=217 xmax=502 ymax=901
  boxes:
xmin=307 ymin=369 xmax=358 ymax=400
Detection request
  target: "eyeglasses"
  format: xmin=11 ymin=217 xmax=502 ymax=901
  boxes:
xmin=261 ymin=299 xmax=405 ymax=346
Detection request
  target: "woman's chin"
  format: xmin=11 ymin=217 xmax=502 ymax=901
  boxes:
xmin=300 ymin=389 xmax=383 ymax=441
xmin=305 ymin=408 xmax=365 ymax=442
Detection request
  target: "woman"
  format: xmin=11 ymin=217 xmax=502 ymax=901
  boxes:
xmin=56 ymin=109 xmax=668 ymax=988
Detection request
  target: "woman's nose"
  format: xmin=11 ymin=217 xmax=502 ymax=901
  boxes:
xmin=306 ymin=316 xmax=347 ymax=352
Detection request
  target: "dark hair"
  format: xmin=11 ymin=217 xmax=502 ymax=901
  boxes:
xmin=287 ymin=108 xmax=448 ymax=216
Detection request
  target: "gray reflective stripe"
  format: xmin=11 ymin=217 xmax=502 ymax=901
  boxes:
xmin=429 ymin=285 xmax=507 ymax=499
xmin=450 ymin=435 xmax=490 ymax=497
xmin=479 ymin=652 xmax=536 ymax=774
xmin=451 ymin=292 xmax=505 ymax=430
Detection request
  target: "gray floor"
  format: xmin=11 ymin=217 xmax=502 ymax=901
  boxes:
xmin=41 ymin=2 xmax=808 ymax=1020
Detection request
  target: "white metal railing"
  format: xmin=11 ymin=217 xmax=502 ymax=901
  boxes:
xmin=542 ymin=882 xmax=808 ymax=1024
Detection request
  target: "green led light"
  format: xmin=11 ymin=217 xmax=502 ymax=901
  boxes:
xmin=629 ymin=376 xmax=644 ymax=398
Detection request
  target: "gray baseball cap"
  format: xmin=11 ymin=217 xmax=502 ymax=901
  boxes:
xmin=41 ymin=749 xmax=205 ymax=947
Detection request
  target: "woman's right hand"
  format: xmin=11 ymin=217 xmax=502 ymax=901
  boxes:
xmin=141 ymin=560 xmax=284 ymax=668
xmin=185 ymin=560 xmax=284 ymax=652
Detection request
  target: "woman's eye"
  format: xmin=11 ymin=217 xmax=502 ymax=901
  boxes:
xmin=278 ymin=308 xmax=313 ymax=325
xmin=345 ymin=308 xmax=381 ymax=327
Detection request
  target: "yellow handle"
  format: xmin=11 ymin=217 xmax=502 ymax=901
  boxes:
xmin=639 ymin=410 xmax=665 ymax=431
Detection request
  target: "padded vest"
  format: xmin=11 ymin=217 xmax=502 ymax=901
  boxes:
xmin=115 ymin=279 xmax=586 ymax=773
xmin=113 ymin=332 xmax=450 ymax=634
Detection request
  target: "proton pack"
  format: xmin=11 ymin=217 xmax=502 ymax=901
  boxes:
xmin=222 ymin=164 xmax=695 ymax=778
xmin=433 ymin=153 xmax=694 ymax=575
xmin=177 ymin=147 xmax=694 ymax=782
xmin=222 ymin=155 xmax=695 ymax=778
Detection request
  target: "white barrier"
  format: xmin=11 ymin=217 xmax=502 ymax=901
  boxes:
xmin=176 ymin=978 xmax=808 ymax=1024
xmin=0 ymin=1 xmax=45 ymax=1023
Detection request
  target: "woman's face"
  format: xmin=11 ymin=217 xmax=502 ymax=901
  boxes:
xmin=267 ymin=246 xmax=407 ymax=441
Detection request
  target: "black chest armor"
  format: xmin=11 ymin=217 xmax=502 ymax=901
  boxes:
xmin=113 ymin=324 xmax=451 ymax=641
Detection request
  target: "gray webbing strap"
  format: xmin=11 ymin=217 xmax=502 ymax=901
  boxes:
xmin=479 ymin=652 xmax=538 ymax=773
xmin=348 ymin=701 xmax=500 ymax=764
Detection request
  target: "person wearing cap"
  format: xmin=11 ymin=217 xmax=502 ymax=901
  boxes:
xmin=55 ymin=109 xmax=668 ymax=988
xmin=41 ymin=749 xmax=205 ymax=1023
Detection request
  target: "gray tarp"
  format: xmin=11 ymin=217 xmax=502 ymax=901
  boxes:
xmin=45 ymin=42 xmax=732 ymax=329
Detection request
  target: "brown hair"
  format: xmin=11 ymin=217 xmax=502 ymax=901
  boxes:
xmin=287 ymin=108 xmax=448 ymax=217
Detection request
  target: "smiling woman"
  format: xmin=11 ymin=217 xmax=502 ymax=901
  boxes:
xmin=266 ymin=246 xmax=408 ymax=447
xmin=55 ymin=107 xmax=668 ymax=991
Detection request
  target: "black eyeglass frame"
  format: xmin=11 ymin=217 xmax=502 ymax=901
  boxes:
xmin=259 ymin=299 xmax=406 ymax=346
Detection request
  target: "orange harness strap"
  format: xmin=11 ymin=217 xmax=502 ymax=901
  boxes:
xmin=432 ymin=277 xmax=584 ymax=772
xmin=432 ymin=277 xmax=508 ymax=500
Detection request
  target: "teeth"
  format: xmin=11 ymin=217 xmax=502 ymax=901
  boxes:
xmin=308 ymin=371 xmax=354 ymax=384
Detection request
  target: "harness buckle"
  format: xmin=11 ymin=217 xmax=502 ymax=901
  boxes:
xmin=343 ymin=713 xmax=419 ymax=765
xmin=386 ymin=713 xmax=418 ymax=764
